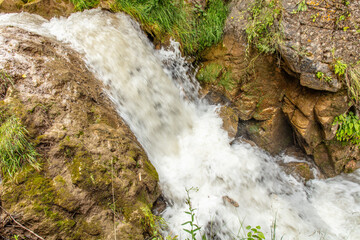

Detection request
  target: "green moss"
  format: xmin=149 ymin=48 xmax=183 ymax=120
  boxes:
xmin=144 ymin=160 xmax=159 ymax=181
xmin=197 ymin=63 xmax=235 ymax=90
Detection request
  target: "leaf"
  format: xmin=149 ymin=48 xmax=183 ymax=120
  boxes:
xmin=258 ymin=232 xmax=265 ymax=239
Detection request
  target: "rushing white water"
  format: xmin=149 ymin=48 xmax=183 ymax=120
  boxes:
xmin=1 ymin=10 xmax=360 ymax=240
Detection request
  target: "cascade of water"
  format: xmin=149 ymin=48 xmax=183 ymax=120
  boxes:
xmin=1 ymin=10 xmax=359 ymax=240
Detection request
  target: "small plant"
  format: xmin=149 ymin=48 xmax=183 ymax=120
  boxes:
xmin=182 ymin=187 xmax=201 ymax=240
xmin=0 ymin=70 xmax=14 ymax=98
xmin=246 ymin=0 xmax=283 ymax=55
xmin=292 ymin=0 xmax=307 ymax=14
xmin=70 ymin=0 xmax=99 ymax=11
xmin=311 ymin=14 xmax=318 ymax=22
xmin=334 ymin=60 xmax=347 ymax=76
xmin=141 ymin=206 xmax=178 ymax=240
xmin=316 ymin=71 xmax=332 ymax=82
xmin=336 ymin=15 xmax=346 ymax=24
xmin=333 ymin=111 xmax=360 ymax=146
xmin=244 ymin=225 xmax=266 ymax=240
xmin=0 ymin=116 xmax=40 ymax=177
xmin=346 ymin=63 xmax=360 ymax=104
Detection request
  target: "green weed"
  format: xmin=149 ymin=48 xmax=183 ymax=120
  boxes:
xmin=346 ymin=63 xmax=360 ymax=105
xmin=0 ymin=70 xmax=14 ymax=98
xmin=141 ymin=206 xmax=178 ymax=240
xmin=246 ymin=0 xmax=283 ymax=55
xmin=70 ymin=0 xmax=99 ymax=11
xmin=182 ymin=187 xmax=201 ymax=240
xmin=333 ymin=111 xmax=360 ymax=146
xmin=291 ymin=0 xmax=307 ymax=14
xmin=334 ymin=60 xmax=347 ymax=76
xmin=0 ymin=116 xmax=40 ymax=177
xmin=316 ymin=71 xmax=332 ymax=82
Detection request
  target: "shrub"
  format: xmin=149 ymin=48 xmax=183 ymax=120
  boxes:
xmin=0 ymin=115 xmax=40 ymax=177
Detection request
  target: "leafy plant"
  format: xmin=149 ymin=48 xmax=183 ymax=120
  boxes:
xmin=0 ymin=116 xmax=40 ymax=177
xmin=333 ymin=111 xmax=360 ymax=146
xmin=291 ymin=0 xmax=307 ymax=13
xmin=182 ymin=187 xmax=201 ymax=240
xmin=141 ymin=206 xmax=178 ymax=240
xmin=70 ymin=0 xmax=99 ymax=11
xmin=311 ymin=14 xmax=318 ymax=22
xmin=316 ymin=71 xmax=332 ymax=82
xmin=244 ymin=225 xmax=265 ymax=240
xmin=334 ymin=60 xmax=347 ymax=76
xmin=336 ymin=15 xmax=346 ymax=24
xmin=246 ymin=0 xmax=283 ymax=54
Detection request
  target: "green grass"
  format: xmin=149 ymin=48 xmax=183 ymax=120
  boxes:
xmin=70 ymin=0 xmax=100 ymax=11
xmin=246 ymin=0 xmax=283 ymax=55
xmin=0 ymin=115 xmax=40 ymax=177
xmin=345 ymin=63 xmax=360 ymax=105
xmin=0 ymin=70 xmax=14 ymax=98
xmin=102 ymin=0 xmax=228 ymax=55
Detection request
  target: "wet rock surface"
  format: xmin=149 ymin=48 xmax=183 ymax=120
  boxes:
xmin=0 ymin=26 xmax=160 ymax=240
xmin=198 ymin=0 xmax=360 ymax=178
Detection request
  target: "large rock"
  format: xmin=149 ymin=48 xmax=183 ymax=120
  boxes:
xmin=198 ymin=0 xmax=360 ymax=177
xmin=0 ymin=0 xmax=74 ymax=19
xmin=0 ymin=26 xmax=160 ymax=240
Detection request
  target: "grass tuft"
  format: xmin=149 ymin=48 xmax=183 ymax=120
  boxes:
xmin=70 ymin=0 xmax=99 ymax=11
xmin=0 ymin=115 xmax=40 ymax=177
xmin=345 ymin=63 xmax=360 ymax=105
xmin=111 ymin=0 xmax=228 ymax=55
xmin=246 ymin=0 xmax=283 ymax=55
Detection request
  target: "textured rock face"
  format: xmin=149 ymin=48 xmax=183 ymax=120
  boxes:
xmin=0 ymin=0 xmax=74 ymax=19
xmin=199 ymin=0 xmax=360 ymax=177
xmin=0 ymin=27 xmax=160 ymax=240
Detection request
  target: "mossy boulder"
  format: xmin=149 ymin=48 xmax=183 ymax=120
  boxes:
xmin=0 ymin=26 xmax=160 ymax=239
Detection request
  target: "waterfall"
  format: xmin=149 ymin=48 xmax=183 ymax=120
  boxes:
xmin=1 ymin=9 xmax=359 ymax=240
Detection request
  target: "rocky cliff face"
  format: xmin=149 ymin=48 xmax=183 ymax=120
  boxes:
xmin=198 ymin=0 xmax=360 ymax=178
xmin=0 ymin=26 xmax=159 ymax=240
